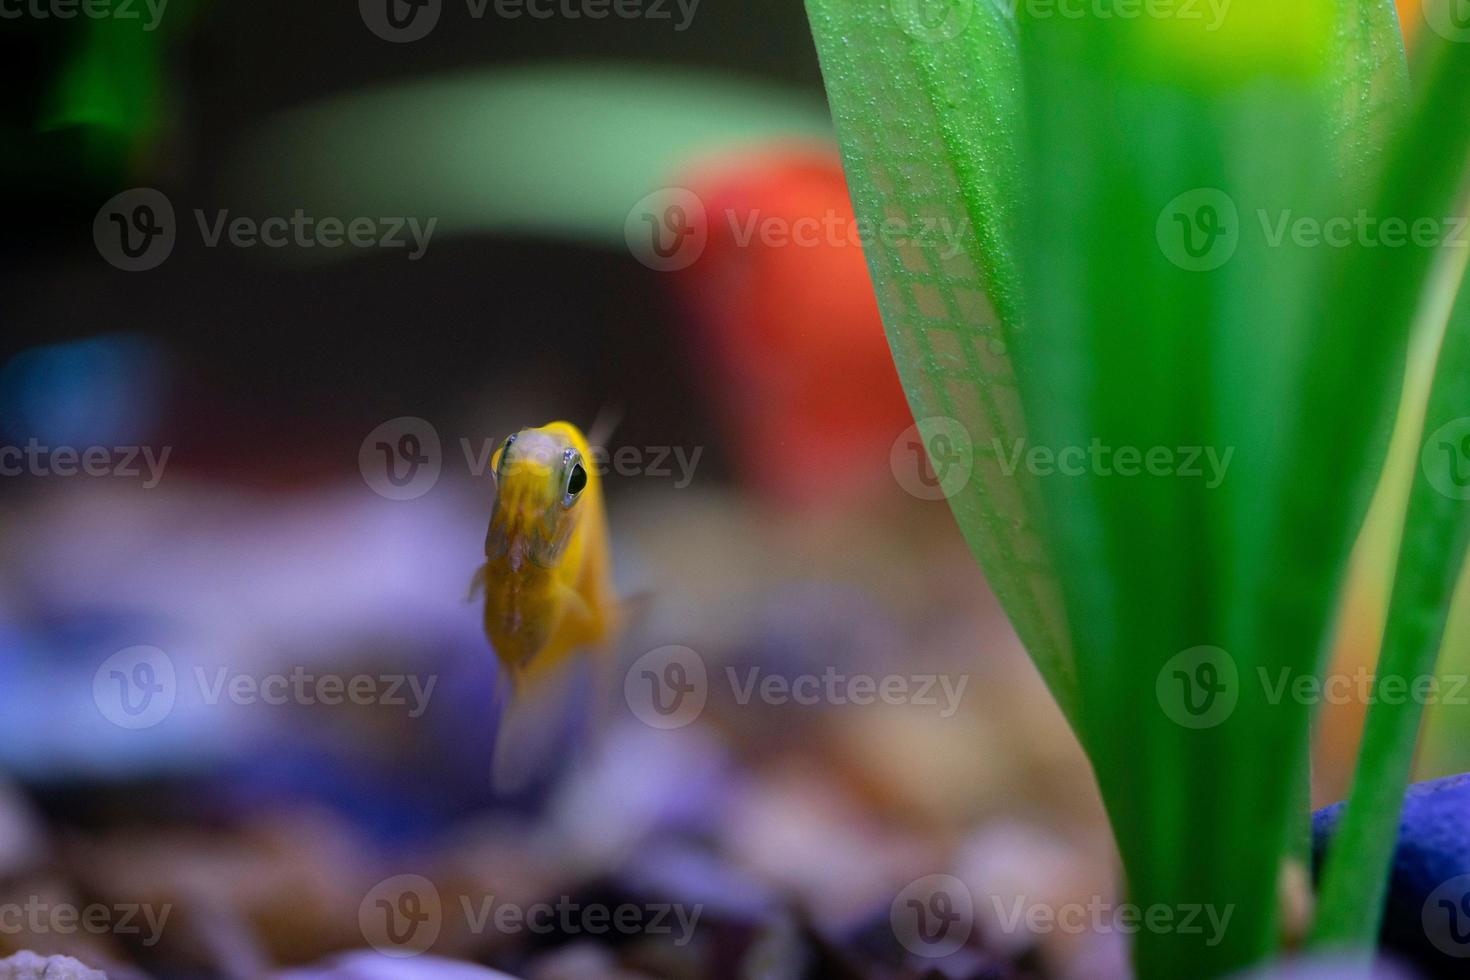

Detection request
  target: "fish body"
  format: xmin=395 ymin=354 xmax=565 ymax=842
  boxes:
xmin=477 ymin=421 xmax=618 ymax=691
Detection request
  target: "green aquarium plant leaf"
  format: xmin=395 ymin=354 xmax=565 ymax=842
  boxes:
xmin=1311 ymin=22 xmax=1470 ymax=949
xmin=36 ymin=0 xmax=201 ymax=180
xmin=225 ymin=65 xmax=833 ymax=252
xmin=1312 ymin=242 xmax=1470 ymax=953
xmin=802 ymin=0 xmax=1079 ymax=722
xmin=1014 ymin=3 xmax=1378 ymax=974
xmin=805 ymin=0 xmax=1414 ymax=977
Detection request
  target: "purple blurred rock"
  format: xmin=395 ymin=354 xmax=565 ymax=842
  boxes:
xmin=548 ymin=723 xmax=734 ymax=869
xmin=0 ymin=953 xmax=107 ymax=980
xmin=272 ymin=951 xmax=517 ymax=980
xmin=1228 ymin=955 xmax=1418 ymax=980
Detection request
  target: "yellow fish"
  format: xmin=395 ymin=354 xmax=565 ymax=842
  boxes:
xmin=475 ymin=420 xmax=620 ymax=695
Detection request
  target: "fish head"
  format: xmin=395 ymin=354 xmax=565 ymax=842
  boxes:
xmin=485 ymin=423 xmax=592 ymax=570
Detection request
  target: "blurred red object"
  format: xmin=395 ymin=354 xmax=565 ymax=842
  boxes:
xmin=1396 ymin=0 xmax=1422 ymax=47
xmin=673 ymin=144 xmax=914 ymax=509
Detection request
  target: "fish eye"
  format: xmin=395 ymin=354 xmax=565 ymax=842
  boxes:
xmin=496 ymin=433 xmax=518 ymax=475
xmin=563 ymin=455 xmax=588 ymax=506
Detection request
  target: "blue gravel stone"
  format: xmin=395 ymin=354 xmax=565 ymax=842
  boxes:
xmin=1313 ymin=773 xmax=1470 ymax=978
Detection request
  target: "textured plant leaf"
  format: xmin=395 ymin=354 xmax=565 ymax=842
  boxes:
xmin=1327 ymin=0 xmax=1410 ymax=192
xmin=802 ymin=0 xmax=1078 ymax=721
xmin=1312 ymin=22 xmax=1470 ymax=948
xmin=803 ymin=1 xmax=1411 ymax=976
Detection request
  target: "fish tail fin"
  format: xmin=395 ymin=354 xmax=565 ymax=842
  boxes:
xmin=490 ymin=657 xmax=588 ymax=795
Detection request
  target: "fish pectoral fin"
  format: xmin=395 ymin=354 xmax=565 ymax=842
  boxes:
xmin=552 ymin=583 xmax=601 ymax=643
xmin=467 ymin=564 xmax=488 ymax=602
